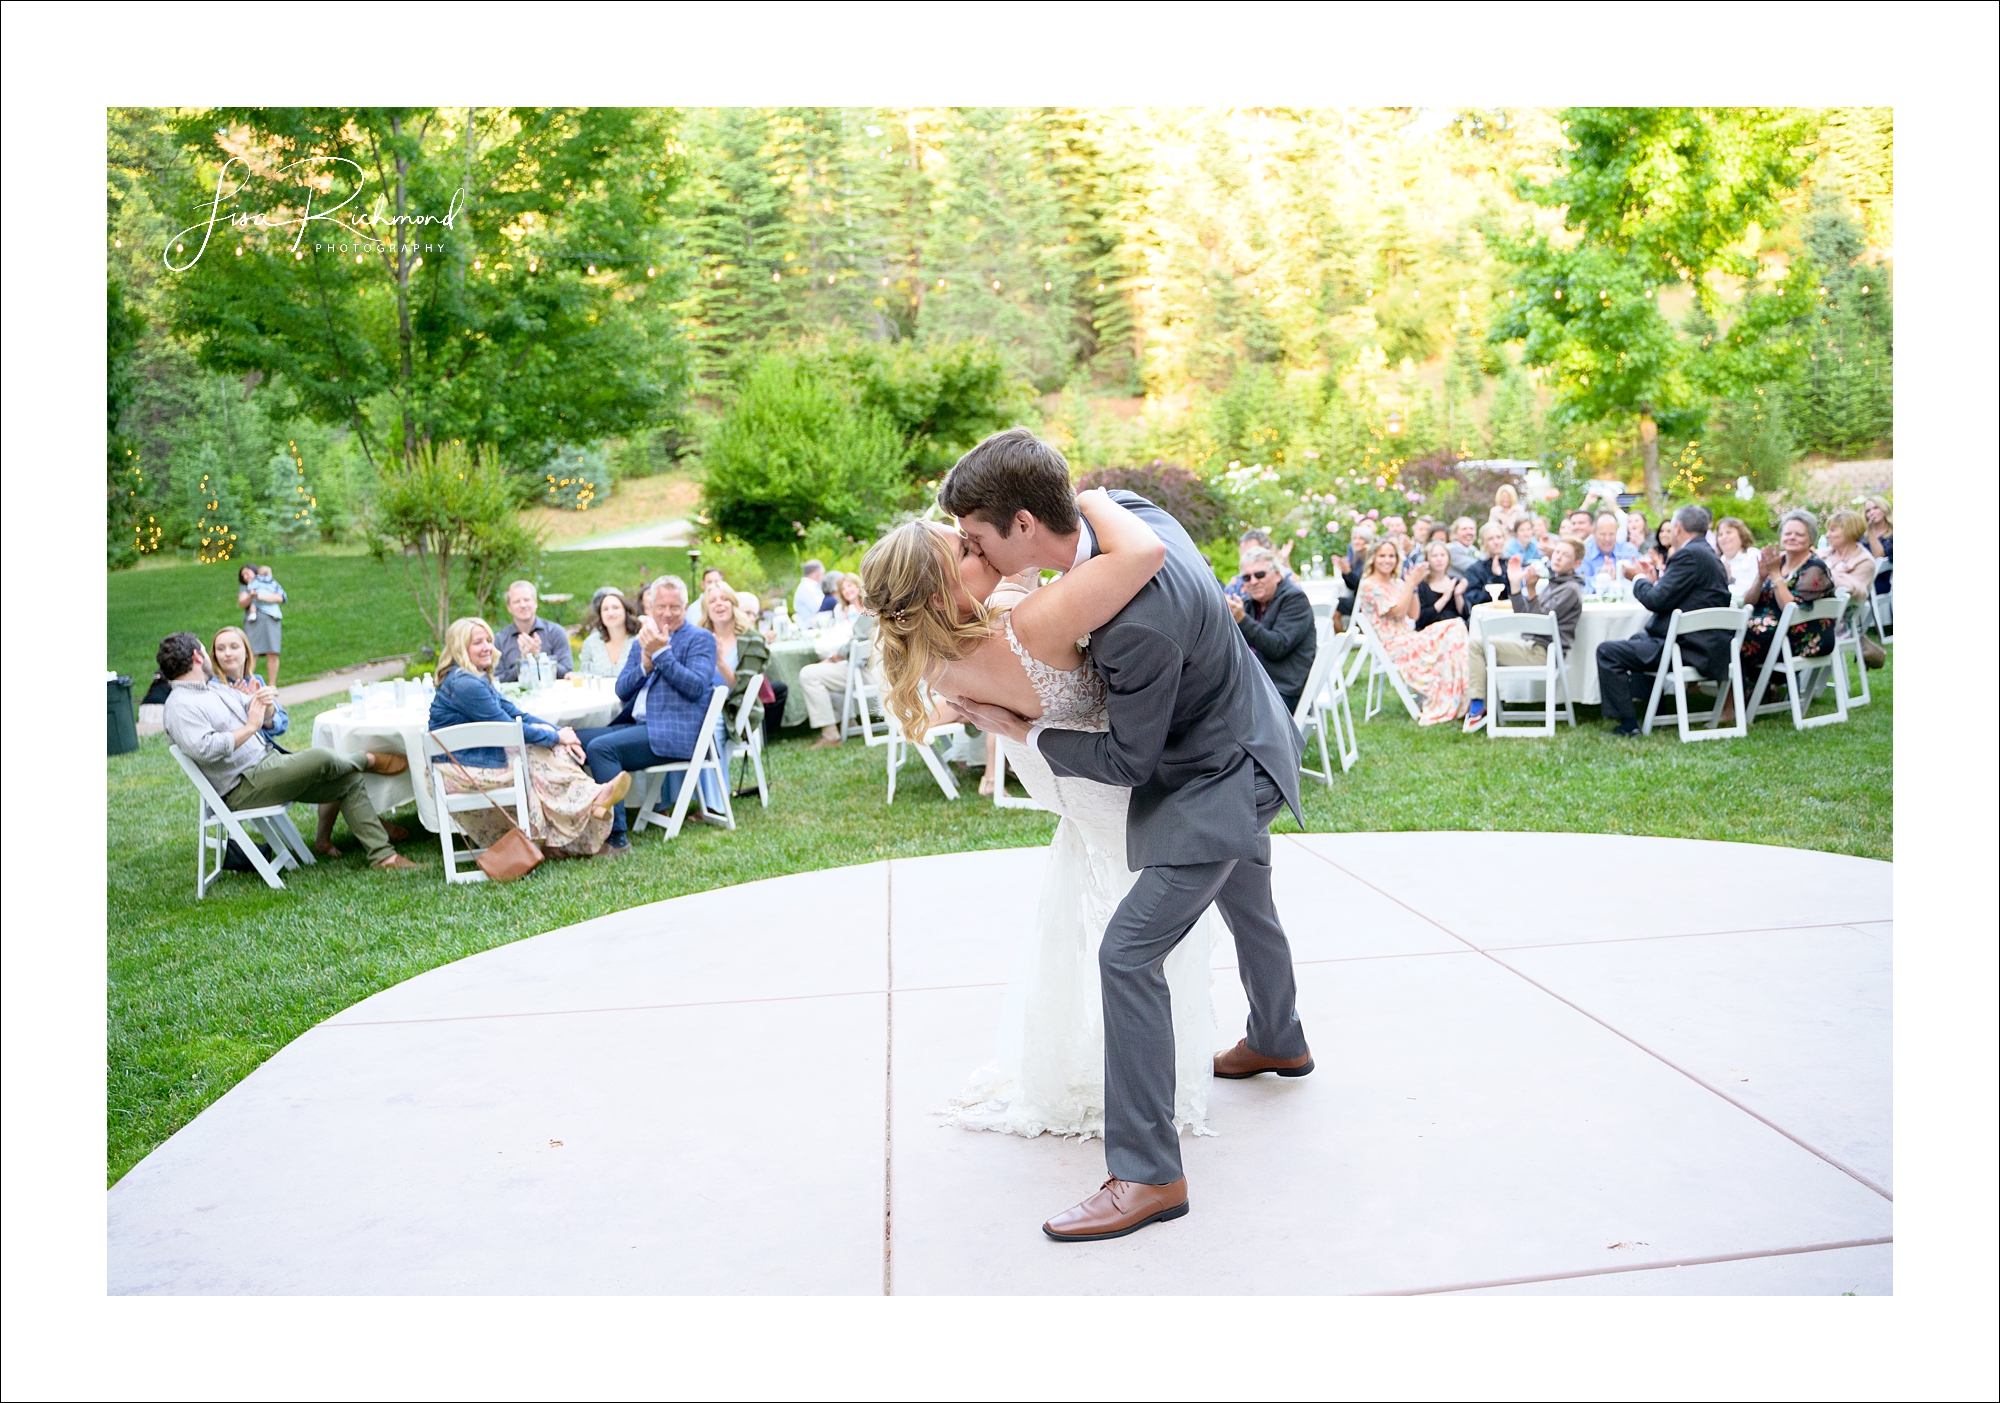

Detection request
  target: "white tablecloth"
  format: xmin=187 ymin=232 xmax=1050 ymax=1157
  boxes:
xmin=1469 ymin=600 xmax=1651 ymax=706
xmin=311 ymin=681 xmax=624 ymax=831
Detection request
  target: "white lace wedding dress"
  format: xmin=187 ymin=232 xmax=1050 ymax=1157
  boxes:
xmin=943 ymin=614 xmax=1226 ymax=1140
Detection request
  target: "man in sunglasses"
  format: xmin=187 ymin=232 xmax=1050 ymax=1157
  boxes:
xmin=1225 ymin=546 xmax=1319 ymax=713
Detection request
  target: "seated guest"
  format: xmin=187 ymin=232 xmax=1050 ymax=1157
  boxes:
xmin=209 ymin=624 xmax=288 ymax=747
xmin=817 ymin=571 xmax=844 ymax=614
xmin=1352 ymin=539 xmax=1469 ymax=726
xmin=1624 ymin=510 xmax=1652 ymax=554
xmin=1464 ymin=536 xmax=1585 ymax=733
xmin=1564 ymin=508 xmax=1596 ymax=542
xmin=160 ymin=631 xmax=419 ymax=870
xmin=1228 ymin=546 xmax=1318 ymax=711
xmin=1861 ymin=497 xmax=1893 ymax=596
xmin=1738 ymin=510 xmax=1837 ymax=692
xmin=1502 ymin=514 xmax=1544 ymax=565
xmin=1488 ymin=483 xmax=1524 ymax=532
xmin=1822 ymin=508 xmax=1878 ymax=600
xmin=577 ymin=587 xmax=640 ymax=678
xmin=698 ymin=566 xmax=728 ymax=596
xmin=1582 ymin=511 xmax=1639 ymax=593
xmin=1239 ymin=526 xmax=1295 ymax=579
xmin=1414 ymin=539 xmax=1471 ymax=634
xmin=1595 ymin=505 xmax=1732 ymax=736
xmin=1463 ymin=522 xmax=1515 ymax=607
xmin=792 ymin=559 xmax=827 ymax=621
xmin=494 ymin=579 xmax=574 ymax=682
xmin=687 ymin=583 xmax=770 ymax=811
xmin=1714 ymin=517 xmax=1761 ymax=604
xmin=1446 ymin=517 xmax=1480 ymax=576
xmin=429 ymin=617 xmax=623 ymax=858
xmin=827 ymin=571 xmax=867 ymax=627
xmin=573 ymin=576 xmax=723 ymax=852
xmin=1336 ymin=522 xmax=1378 ymax=626
xmin=798 ymin=612 xmax=877 ymax=749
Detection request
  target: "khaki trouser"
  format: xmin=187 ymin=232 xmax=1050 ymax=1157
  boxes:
xmin=1468 ymin=638 xmax=1549 ymax=706
xmin=226 ymin=748 xmax=395 ymax=863
xmin=799 ymin=659 xmax=852 ymax=730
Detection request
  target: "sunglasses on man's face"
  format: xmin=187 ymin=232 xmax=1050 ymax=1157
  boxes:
xmin=1240 ymin=570 xmax=1272 ymax=582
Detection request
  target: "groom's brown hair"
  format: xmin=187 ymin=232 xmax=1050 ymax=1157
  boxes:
xmin=938 ymin=428 xmax=1079 ymax=537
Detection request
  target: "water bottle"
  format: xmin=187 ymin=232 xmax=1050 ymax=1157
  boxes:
xmin=349 ymin=682 xmax=367 ymax=720
xmin=394 ymin=678 xmax=408 ymax=709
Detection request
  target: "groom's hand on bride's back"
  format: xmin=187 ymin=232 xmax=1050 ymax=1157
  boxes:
xmin=949 ymin=695 xmax=1032 ymax=743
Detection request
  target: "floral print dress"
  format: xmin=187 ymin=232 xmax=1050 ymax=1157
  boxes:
xmin=1740 ymin=555 xmax=1835 ymax=685
xmin=1356 ymin=576 xmax=1469 ymax=725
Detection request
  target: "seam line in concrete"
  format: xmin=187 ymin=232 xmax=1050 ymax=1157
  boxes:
xmin=1370 ymin=1235 xmax=1893 ymax=1296
xmin=1283 ymin=835 xmax=1895 ymax=1204
xmin=884 ymin=860 xmax=895 ymax=1298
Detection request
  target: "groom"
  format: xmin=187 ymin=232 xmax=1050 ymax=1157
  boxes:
xmin=944 ymin=428 xmax=1313 ymax=1242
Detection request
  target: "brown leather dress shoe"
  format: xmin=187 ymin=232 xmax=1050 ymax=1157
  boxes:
xmin=363 ymin=751 xmax=409 ymax=776
xmin=1213 ymin=1038 xmax=1315 ymax=1079
xmin=371 ymin=853 xmax=423 ymax=871
xmin=1042 ymin=1177 xmax=1188 ymax=1242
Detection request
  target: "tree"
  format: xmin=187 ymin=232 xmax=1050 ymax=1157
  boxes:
xmin=153 ymin=108 xmax=692 ymax=480
xmin=1491 ymin=107 xmax=1814 ymax=503
xmin=368 ymin=440 xmax=535 ymax=643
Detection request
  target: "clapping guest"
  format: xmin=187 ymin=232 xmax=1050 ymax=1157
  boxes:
xmin=209 ymin=625 xmax=288 ymax=747
xmin=1227 ymin=546 xmax=1318 ymax=711
xmin=494 ymin=580 xmax=574 ymax=682
xmin=1861 ymin=497 xmax=1893 ymax=597
xmin=1582 ymin=511 xmax=1638 ymax=593
xmin=429 ymin=617 xmax=622 ymax=859
xmin=698 ymin=583 xmax=769 ymax=792
xmin=1351 ymin=539 xmax=1469 ymax=726
xmin=1715 ymin=517 xmax=1761 ymax=604
xmin=1564 ymin=509 xmax=1595 ymax=542
xmin=1464 ymin=522 xmax=1515 ymax=607
xmin=1503 ymin=514 xmax=1544 ymax=565
xmin=1822 ymin=509 xmax=1879 ymax=599
xmin=160 ymin=631 xmax=418 ymax=870
xmin=1239 ymin=526 xmax=1296 ymax=579
xmin=699 ymin=566 xmax=728 ymax=596
xmin=1595 ymin=505 xmax=1732 ymax=736
xmin=1465 ymin=535 xmax=1585 ymax=733
xmin=1624 ymin=510 xmax=1651 ymax=553
xmin=572 ymin=577 xmax=723 ymax=851
xmin=577 ymin=587 xmax=640 ymax=678
xmin=1447 ymin=517 xmax=1480 ymax=575
xmin=1738 ymin=510 xmax=1837 ymax=689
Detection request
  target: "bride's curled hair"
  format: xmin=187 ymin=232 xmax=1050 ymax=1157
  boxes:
xmin=860 ymin=520 xmax=992 ymax=740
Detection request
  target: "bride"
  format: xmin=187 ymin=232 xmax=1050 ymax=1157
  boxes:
xmin=860 ymin=489 xmax=1227 ymax=1140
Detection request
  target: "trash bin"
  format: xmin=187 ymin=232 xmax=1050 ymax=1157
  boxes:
xmin=108 ymin=673 xmax=139 ymax=755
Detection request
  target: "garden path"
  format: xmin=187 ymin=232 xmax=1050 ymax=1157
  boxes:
xmin=107 ymin=832 xmax=1892 ymax=1295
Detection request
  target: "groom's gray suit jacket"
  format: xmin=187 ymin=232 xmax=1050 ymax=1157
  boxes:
xmin=1037 ymin=491 xmax=1305 ymax=870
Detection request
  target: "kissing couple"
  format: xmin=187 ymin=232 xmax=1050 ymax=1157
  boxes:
xmin=858 ymin=428 xmax=1314 ymax=1242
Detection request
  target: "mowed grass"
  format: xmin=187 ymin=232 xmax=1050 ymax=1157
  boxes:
xmin=107 ymin=651 xmax=1893 ymax=1185
xmin=108 ymin=547 xmax=728 ymax=687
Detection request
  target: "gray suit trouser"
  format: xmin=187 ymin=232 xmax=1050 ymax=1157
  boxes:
xmin=1101 ymin=764 xmax=1308 ymax=1185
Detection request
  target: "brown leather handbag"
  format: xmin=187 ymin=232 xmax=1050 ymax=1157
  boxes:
xmin=429 ymin=732 xmax=544 ymax=882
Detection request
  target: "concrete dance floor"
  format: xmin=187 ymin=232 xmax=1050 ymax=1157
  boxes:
xmin=109 ymin=833 xmax=1892 ymax=1295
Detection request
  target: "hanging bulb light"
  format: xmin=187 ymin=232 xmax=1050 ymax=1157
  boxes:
xmin=992 ymin=279 xmax=1001 ymax=290
xmin=647 ymin=266 xmax=656 ymax=278
xmin=773 ymin=272 xmax=781 ymax=283
xmin=587 ymin=264 xmax=596 ymax=275
xmin=1044 ymin=281 xmax=1052 ymax=291
xmin=881 ymin=276 xmax=889 ymax=286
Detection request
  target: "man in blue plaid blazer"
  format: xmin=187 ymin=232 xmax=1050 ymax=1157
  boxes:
xmin=575 ymin=575 xmax=721 ymax=852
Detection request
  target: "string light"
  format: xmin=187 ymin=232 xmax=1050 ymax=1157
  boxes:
xmin=529 ymin=260 xmax=537 ymax=272
xmin=586 ymin=264 xmax=596 ymax=274
xmin=294 ymin=251 xmax=304 ymax=261
xmin=647 ymin=266 xmax=656 ymax=278
xmin=937 ymin=278 xmax=946 ymax=289
xmin=235 ymin=246 xmax=243 ymax=256
xmin=881 ymin=276 xmax=889 ymax=286
xmin=1097 ymin=282 xmax=1105 ymax=292
xmin=992 ymin=279 xmax=1001 ymax=290
xmin=357 ymin=254 xmax=365 ymax=263
xmin=1553 ymin=288 xmax=1562 ymax=299
xmin=474 ymin=259 xmax=482 ymax=270
xmin=1044 ymin=281 xmax=1052 ymax=291
xmin=113 ymin=238 xmax=122 ymax=248
xmin=827 ymin=274 xmax=835 ymax=284
xmin=772 ymin=272 xmax=781 ymax=282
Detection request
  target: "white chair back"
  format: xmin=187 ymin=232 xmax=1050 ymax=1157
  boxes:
xmin=884 ymin=690 xmax=967 ymax=804
xmin=731 ymin=672 xmax=770 ymax=807
xmin=1289 ymin=625 xmax=1358 ymax=783
xmin=1640 ymin=606 xmax=1750 ymax=742
xmin=629 ymin=685 xmax=737 ymax=839
xmin=1746 ymin=595 xmax=1851 ymax=730
xmin=841 ymin=631 xmax=887 ymax=745
xmin=1349 ymin=612 xmax=1422 ymax=723
xmin=422 ymin=721 xmax=530 ymax=884
xmin=1479 ymin=613 xmax=1574 ymax=739
xmin=1834 ymin=591 xmax=1875 ymax=709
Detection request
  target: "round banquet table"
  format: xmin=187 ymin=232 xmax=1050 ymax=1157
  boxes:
xmin=764 ymin=639 xmax=824 ymax=728
xmin=1468 ymin=599 xmax=1651 ymax=706
xmin=311 ymin=679 xmax=623 ymax=832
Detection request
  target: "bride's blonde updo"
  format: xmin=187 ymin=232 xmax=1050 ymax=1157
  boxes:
xmin=859 ymin=520 xmax=993 ymax=740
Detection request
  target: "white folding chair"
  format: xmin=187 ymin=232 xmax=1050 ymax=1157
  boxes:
xmin=1351 ymin=613 xmax=1422 ymax=723
xmin=1868 ymin=557 xmax=1892 ymax=642
xmin=629 ymin=685 xmax=737 ymax=838
xmin=168 ymin=744 xmax=315 ymax=897
xmin=885 ymin=701 xmax=965 ymax=804
xmin=1639 ymin=606 xmax=1751 ymax=742
xmin=1745 ymin=595 xmax=1851 ymax=730
xmin=1292 ymin=619 xmax=1358 ymax=783
xmin=1480 ymin=613 xmax=1575 ymax=739
xmin=988 ymin=737 xmax=1050 ymax=809
xmin=840 ymin=631 xmax=887 ymax=746
xmin=731 ymin=671 xmax=770 ymax=807
xmin=421 ymin=721 xmax=530 ymax=885
xmin=1833 ymin=592 xmax=1874 ymax=709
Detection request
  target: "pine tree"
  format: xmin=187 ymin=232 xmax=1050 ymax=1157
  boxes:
xmin=1483 ymin=364 xmax=1541 ymax=459
xmin=185 ymin=443 xmax=239 ymax=563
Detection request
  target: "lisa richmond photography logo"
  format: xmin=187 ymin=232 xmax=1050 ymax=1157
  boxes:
xmin=165 ymin=155 xmax=465 ymax=270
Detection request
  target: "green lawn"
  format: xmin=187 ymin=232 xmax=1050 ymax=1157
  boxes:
xmin=109 ymin=548 xmax=722 ymax=687
xmin=106 ymin=655 xmax=1893 ymax=1185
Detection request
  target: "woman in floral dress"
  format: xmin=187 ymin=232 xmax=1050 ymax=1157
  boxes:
xmin=1353 ymin=538 xmax=1469 ymax=726
xmin=1740 ymin=510 xmax=1836 ymax=687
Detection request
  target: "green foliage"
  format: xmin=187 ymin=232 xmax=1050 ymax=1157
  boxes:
xmin=1787 ymin=191 xmax=1893 ymax=457
xmin=829 ymin=337 xmax=1034 ymax=478
xmin=538 ymin=444 xmax=614 ymax=512
xmin=1482 ymin=363 xmax=1543 ymax=459
xmin=368 ymin=440 xmax=534 ymax=641
xmin=701 ymin=353 xmax=912 ymax=541
xmin=687 ymin=533 xmax=776 ymax=599
xmin=256 ymin=448 xmax=316 ymax=552
xmin=1074 ymin=461 xmax=1226 ymax=543
xmin=791 ymin=519 xmax=870 ymax=576
xmin=152 ymin=107 xmax=693 ymax=473
xmin=1705 ymin=387 xmax=1797 ymax=491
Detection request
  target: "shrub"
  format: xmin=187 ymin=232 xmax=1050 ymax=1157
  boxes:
xmin=701 ymin=353 xmax=912 ymax=542
xmin=685 ymin=533 xmax=775 ymax=599
xmin=540 ymin=444 xmax=615 ymax=511
xmin=368 ymin=440 xmax=531 ymax=643
xmin=1074 ymin=460 xmax=1227 ymax=543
